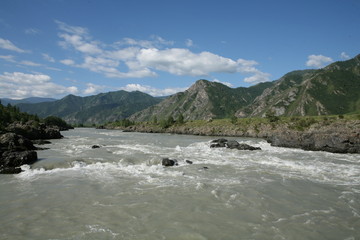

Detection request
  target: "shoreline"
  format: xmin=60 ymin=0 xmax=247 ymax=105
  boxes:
xmin=105 ymin=118 xmax=360 ymax=154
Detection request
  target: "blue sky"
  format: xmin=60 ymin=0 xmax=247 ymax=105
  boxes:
xmin=0 ymin=0 xmax=359 ymax=99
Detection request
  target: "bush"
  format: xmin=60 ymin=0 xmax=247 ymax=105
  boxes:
xmin=265 ymin=111 xmax=280 ymax=122
xmin=43 ymin=116 xmax=71 ymax=129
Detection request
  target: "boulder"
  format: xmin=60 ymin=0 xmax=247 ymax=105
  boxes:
xmin=0 ymin=167 xmax=22 ymax=174
xmin=210 ymin=138 xmax=261 ymax=151
xmin=1 ymin=151 xmax=37 ymax=168
xmin=0 ymin=133 xmax=38 ymax=174
xmin=91 ymin=145 xmax=101 ymax=149
xmin=6 ymin=121 xmax=63 ymax=140
xmin=0 ymin=133 xmax=36 ymax=151
xmin=210 ymin=138 xmax=227 ymax=148
xmin=162 ymin=158 xmax=178 ymax=166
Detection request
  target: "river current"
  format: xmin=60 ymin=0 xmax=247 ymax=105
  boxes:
xmin=0 ymin=128 xmax=359 ymax=240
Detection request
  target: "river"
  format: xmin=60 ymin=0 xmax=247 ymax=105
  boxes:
xmin=0 ymin=128 xmax=359 ymax=240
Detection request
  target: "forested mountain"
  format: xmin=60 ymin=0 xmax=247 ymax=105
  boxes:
xmin=18 ymin=90 xmax=162 ymax=124
xmin=0 ymin=97 xmax=56 ymax=106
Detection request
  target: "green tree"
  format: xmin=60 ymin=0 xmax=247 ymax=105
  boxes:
xmin=230 ymin=115 xmax=238 ymax=124
xmin=265 ymin=110 xmax=280 ymax=122
xmin=177 ymin=114 xmax=184 ymax=124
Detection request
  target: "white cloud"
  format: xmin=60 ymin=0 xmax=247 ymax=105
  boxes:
xmin=115 ymin=35 xmax=174 ymax=49
xmin=120 ymin=83 xmax=187 ymax=96
xmin=306 ymin=54 xmax=333 ymax=68
xmin=0 ymin=38 xmax=27 ymax=53
xmin=0 ymin=55 xmax=16 ymax=62
xmin=83 ymin=83 xmax=105 ymax=95
xmin=60 ymin=59 xmax=75 ymax=65
xmin=137 ymin=48 xmax=239 ymax=76
xmin=42 ymin=53 xmax=55 ymax=62
xmin=55 ymin=20 xmax=88 ymax=36
xmin=244 ymin=72 xmax=272 ymax=83
xmin=0 ymin=72 xmax=78 ymax=99
xmin=212 ymin=79 xmax=233 ymax=87
xmin=340 ymin=52 xmax=350 ymax=60
xmin=55 ymin=21 xmax=271 ymax=84
xmin=185 ymin=39 xmax=194 ymax=47
xmin=25 ymin=28 xmax=40 ymax=35
xmin=20 ymin=60 xmax=42 ymax=67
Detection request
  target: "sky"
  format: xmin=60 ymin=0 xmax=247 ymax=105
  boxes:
xmin=0 ymin=0 xmax=359 ymax=99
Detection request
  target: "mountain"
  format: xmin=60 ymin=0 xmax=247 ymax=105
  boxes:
xmin=238 ymin=54 xmax=360 ymax=117
xmin=131 ymin=54 xmax=360 ymax=121
xmin=0 ymin=97 xmax=56 ymax=106
xmin=17 ymin=90 xmax=162 ymax=124
xmin=130 ymin=79 xmax=273 ymax=121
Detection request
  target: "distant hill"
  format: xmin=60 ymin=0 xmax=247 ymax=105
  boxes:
xmin=130 ymin=79 xmax=273 ymax=121
xmin=17 ymin=90 xmax=163 ymax=124
xmin=0 ymin=97 xmax=56 ymax=106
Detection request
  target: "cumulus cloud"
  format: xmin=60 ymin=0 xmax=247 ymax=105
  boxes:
xmin=55 ymin=21 xmax=271 ymax=84
xmin=0 ymin=38 xmax=27 ymax=53
xmin=212 ymin=79 xmax=233 ymax=87
xmin=0 ymin=72 xmax=78 ymax=99
xmin=120 ymin=83 xmax=187 ymax=96
xmin=306 ymin=54 xmax=333 ymax=68
xmin=83 ymin=83 xmax=105 ymax=95
xmin=340 ymin=52 xmax=350 ymax=60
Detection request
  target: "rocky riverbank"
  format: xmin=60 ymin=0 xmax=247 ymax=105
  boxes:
xmin=107 ymin=118 xmax=360 ymax=154
xmin=0 ymin=121 xmax=67 ymax=174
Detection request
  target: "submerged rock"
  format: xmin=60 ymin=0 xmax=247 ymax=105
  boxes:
xmin=91 ymin=145 xmax=101 ymax=149
xmin=162 ymin=158 xmax=178 ymax=166
xmin=185 ymin=160 xmax=193 ymax=164
xmin=210 ymin=138 xmax=261 ymax=151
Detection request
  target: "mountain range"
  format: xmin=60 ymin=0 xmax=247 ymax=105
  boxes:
xmin=0 ymin=97 xmax=56 ymax=106
xmin=13 ymin=54 xmax=360 ymax=124
xmin=17 ymin=91 xmax=162 ymax=124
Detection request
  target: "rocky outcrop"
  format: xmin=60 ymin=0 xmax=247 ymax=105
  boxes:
xmin=162 ymin=158 xmax=178 ymax=167
xmin=6 ymin=121 xmax=63 ymax=140
xmin=267 ymin=124 xmax=360 ymax=153
xmin=0 ymin=133 xmax=38 ymax=174
xmin=211 ymin=139 xmax=261 ymax=151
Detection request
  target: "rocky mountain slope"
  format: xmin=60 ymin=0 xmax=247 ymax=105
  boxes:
xmin=130 ymin=79 xmax=272 ymax=121
xmin=18 ymin=90 xmax=162 ymax=124
xmin=238 ymin=54 xmax=360 ymax=117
